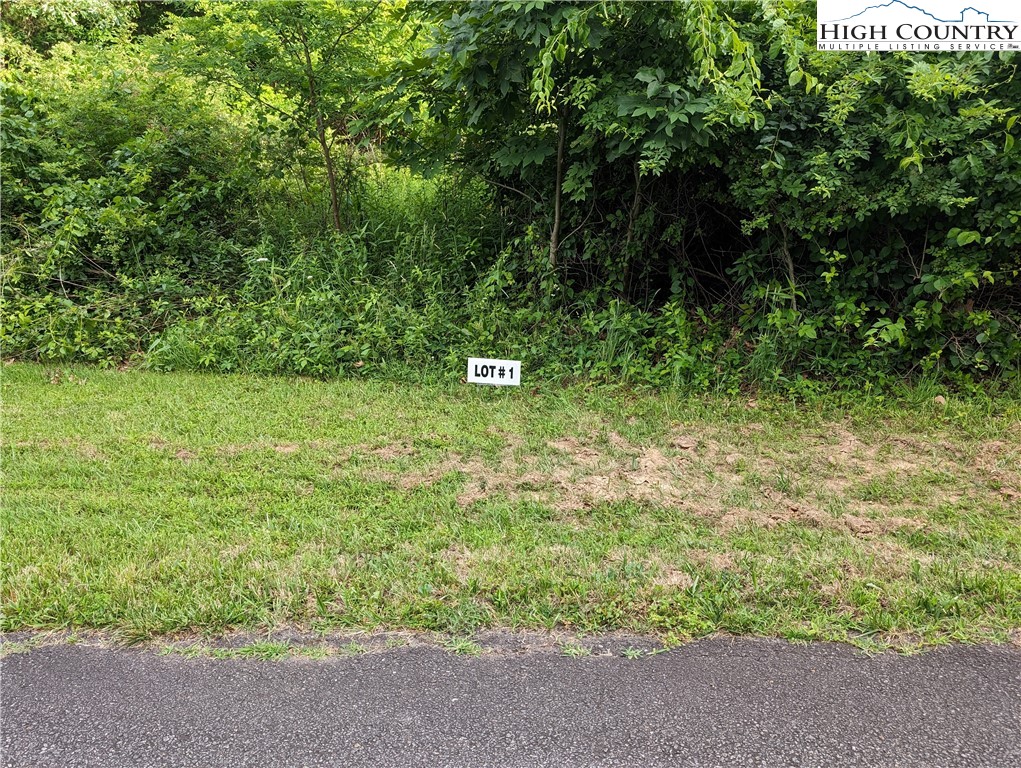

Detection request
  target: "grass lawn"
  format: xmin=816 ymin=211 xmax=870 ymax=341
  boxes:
xmin=2 ymin=363 xmax=1020 ymax=649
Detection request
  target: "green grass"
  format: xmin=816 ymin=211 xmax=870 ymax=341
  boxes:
xmin=443 ymin=637 xmax=484 ymax=656
xmin=559 ymin=642 xmax=592 ymax=658
xmin=3 ymin=363 xmax=1020 ymax=648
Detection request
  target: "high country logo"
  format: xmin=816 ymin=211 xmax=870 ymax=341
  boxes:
xmin=816 ymin=0 xmax=1019 ymax=50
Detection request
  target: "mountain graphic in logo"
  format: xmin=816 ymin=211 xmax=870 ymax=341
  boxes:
xmin=827 ymin=1 xmax=1015 ymax=23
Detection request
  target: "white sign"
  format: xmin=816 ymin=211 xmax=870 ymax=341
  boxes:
xmin=467 ymin=357 xmax=521 ymax=386
xmin=817 ymin=0 xmax=1019 ymax=51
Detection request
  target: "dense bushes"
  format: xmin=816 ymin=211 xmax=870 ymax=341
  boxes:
xmin=2 ymin=1 xmax=1019 ymax=391
xmin=1 ymin=40 xmax=256 ymax=284
xmin=385 ymin=1 xmax=1020 ymax=386
xmin=729 ymin=51 xmax=1021 ymax=382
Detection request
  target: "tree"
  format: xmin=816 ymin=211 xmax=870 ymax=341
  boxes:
xmin=0 ymin=0 xmax=137 ymax=51
xmin=170 ymin=0 xmax=393 ymax=231
xmin=383 ymin=0 xmax=788 ymax=288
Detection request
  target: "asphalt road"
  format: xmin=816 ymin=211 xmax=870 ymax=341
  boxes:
xmin=3 ymin=638 xmax=1019 ymax=768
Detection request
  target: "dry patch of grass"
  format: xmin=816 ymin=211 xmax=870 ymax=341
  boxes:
xmin=362 ymin=422 xmax=1013 ymax=557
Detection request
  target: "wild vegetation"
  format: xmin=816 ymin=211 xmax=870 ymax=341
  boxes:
xmin=2 ymin=0 xmax=1019 ymax=392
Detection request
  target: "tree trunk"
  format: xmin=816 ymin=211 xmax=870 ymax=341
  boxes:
xmin=549 ymin=106 xmax=568 ymax=269
xmin=625 ymin=161 xmax=642 ymax=248
xmin=316 ymin=115 xmax=343 ymax=232
xmin=299 ymin=26 xmax=343 ymax=232
xmin=622 ymin=161 xmax=642 ymax=297
xmin=779 ymin=223 xmax=797 ymax=311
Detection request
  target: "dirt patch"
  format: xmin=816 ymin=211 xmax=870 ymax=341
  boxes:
xmin=46 ymin=369 xmax=87 ymax=386
xmin=359 ymin=421 xmax=989 ymax=539
xmin=652 ymin=568 xmax=694 ymax=590
xmin=442 ymin=544 xmax=474 ymax=582
xmin=548 ymin=436 xmax=603 ymax=467
xmin=15 ymin=438 xmax=109 ymax=461
xmin=174 ymin=449 xmax=197 ymax=462
xmin=723 ymin=453 xmax=743 ymax=467
xmin=717 ymin=507 xmax=790 ymax=532
xmin=440 ymin=543 xmax=518 ymax=583
xmin=370 ymin=429 xmax=717 ymax=514
xmin=219 ymin=544 xmax=248 ymax=560
xmin=972 ymin=440 xmax=1021 ymax=493
xmin=748 ymin=426 xmax=991 ymax=517
xmin=366 ymin=442 xmax=417 ymax=459
xmin=867 ymin=540 xmax=934 ymax=578
xmin=689 ymin=550 xmax=737 ymax=570
xmin=381 ymin=454 xmax=481 ymax=492
xmin=219 ymin=437 xmax=430 ymax=461
xmin=217 ymin=442 xmax=300 ymax=456
xmin=218 ymin=443 xmax=256 ymax=456
xmin=669 ymin=434 xmax=699 ymax=451
xmin=74 ymin=442 xmax=105 ymax=461
xmin=716 ymin=488 xmax=924 ymax=538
